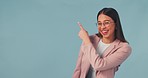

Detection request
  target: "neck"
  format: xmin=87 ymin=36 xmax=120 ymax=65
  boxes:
xmin=102 ymin=37 xmax=115 ymax=44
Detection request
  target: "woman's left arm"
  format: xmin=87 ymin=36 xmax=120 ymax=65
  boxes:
xmin=82 ymin=43 xmax=132 ymax=71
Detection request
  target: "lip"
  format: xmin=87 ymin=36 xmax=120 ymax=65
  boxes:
xmin=101 ymin=30 xmax=109 ymax=35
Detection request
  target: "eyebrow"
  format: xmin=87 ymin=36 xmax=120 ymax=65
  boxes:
xmin=98 ymin=20 xmax=111 ymax=22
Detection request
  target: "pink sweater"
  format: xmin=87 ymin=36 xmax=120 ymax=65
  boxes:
xmin=73 ymin=35 xmax=132 ymax=78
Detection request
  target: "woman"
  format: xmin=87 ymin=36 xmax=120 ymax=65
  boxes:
xmin=73 ymin=8 xmax=132 ymax=78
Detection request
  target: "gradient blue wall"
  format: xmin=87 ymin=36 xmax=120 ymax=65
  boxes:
xmin=0 ymin=0 xmax=148 ymax=78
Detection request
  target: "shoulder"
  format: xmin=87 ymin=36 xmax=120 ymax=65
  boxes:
xmin=119 ymin=41 xmax=131 ymax=48
xmin=89 ymin=34 xmax=100 ymax=42
xmin=89 ymin=34 xmax=97 ymax=38
xmin=117 ymin=41 xmax=132 ymax=53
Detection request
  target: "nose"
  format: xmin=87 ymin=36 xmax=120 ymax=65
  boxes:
xmin=101 ymin=25 xmax=106 ymax=29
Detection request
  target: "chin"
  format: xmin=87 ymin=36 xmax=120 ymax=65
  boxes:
xmin=102 ymin=35 xmax=110 ymax=38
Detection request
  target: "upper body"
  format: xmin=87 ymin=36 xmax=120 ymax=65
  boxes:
xmin=73 ymin=8 xmax=132 ymax=78
xmin=73 ymin=34 xmax=131 ymax=78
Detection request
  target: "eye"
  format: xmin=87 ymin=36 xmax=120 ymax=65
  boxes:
xmin=98 ymin=22 xmax=102 ymax=25
xmin=104 ymin=21 xmax=110 ymax=25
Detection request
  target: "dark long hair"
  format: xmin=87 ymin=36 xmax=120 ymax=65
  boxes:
xmin=96 ymin=8 xmax=128 ymax=43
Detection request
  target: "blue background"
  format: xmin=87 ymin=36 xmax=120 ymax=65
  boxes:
xmin=0 ymin=0 xmax=148 ymax=78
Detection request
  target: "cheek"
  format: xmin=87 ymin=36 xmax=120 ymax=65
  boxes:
xmin=109 ymin=27 xmax=115 ymax=34
xmin=98 ymin=27 xmax=101 ymax=32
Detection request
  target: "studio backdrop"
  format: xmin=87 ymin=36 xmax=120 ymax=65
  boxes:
xmin=0 ymin=0 xmax=148 ymax=78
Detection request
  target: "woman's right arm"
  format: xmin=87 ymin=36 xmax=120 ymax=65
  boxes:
xmin=72 ymin=43 xmax=84 ymax=78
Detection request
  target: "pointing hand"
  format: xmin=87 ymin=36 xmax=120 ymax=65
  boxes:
xmin=78 ymin=22 xmax=91 ymax=45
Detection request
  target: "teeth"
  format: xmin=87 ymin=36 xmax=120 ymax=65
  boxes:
xmin=102 ymin=30 xmax=108 ymax=33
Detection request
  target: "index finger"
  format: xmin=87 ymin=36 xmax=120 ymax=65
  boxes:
xmin=77 ymin=22 xmax=84 ymax=30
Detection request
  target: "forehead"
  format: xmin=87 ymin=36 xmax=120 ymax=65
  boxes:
xmin=98 ymin=14 xmax=113 ymax=22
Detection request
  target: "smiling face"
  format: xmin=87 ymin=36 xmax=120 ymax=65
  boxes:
xmin=98 ymin=14 xmax=116 ymax=40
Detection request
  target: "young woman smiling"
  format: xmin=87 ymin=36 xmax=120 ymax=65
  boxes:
xmin=73 ymin=8 xmax=132 ymax=78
